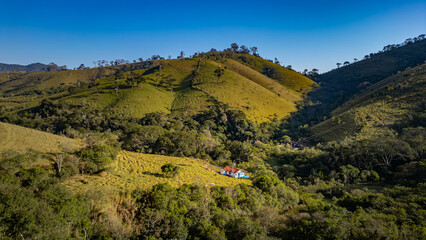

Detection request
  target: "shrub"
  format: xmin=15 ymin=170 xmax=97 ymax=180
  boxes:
xmin=161 ymin=163 xmax=180 ymax=178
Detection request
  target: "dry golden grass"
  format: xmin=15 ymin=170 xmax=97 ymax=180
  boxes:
xmin=221 ymin=59 xmax=301 ymax=102
xmin=65 ymin=151 xmax=250 ymax=193
xmin=0 ymin=122 xmax=81 ymax=153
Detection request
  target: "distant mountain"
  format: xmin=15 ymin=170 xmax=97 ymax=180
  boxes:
xmin=0 ymin=62 xmax=49 ymax=73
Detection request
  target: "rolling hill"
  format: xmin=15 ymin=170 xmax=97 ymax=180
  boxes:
xmin=0 ymin=121 xmax=81 ymax=153
xmin=288 ymin=39 xmax=426 ymax=128
xmin=316 ymin=39 xmax=426 ymax=110
xmin=310 ymin=64 xmax=426 ymax=142
xmin=0 ymin=54 xmax=315 ymax=123
xmin=0 ymin=62 xmax=49 ymax=73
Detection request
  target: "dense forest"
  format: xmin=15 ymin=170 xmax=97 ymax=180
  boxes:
xmin=0 ymin=37 xmax=425 ymax=239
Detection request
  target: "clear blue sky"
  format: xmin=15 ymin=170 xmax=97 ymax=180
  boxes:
xmin=0 ymin=0 xmax=425 ymax=72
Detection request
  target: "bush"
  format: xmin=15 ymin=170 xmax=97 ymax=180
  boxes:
xmin=161 ymin=163 xmax=180 ymax=178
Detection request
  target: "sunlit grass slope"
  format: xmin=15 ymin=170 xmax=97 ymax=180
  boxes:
xmin=310 ymin=64 xmax=426 ymax=142
xmin=234 ymin=54 xmax=316 ymax=93
xmin=221 ymin=59 xmax=301 ymax=102
xmin=0 ymin=68 xmax=116 ymax=94
xmin=65 ymin=150 xmax=250 ymax=193
xmin=1 ymin=55 xmax=316 ymax=122
xmin=194 ymin=60 xmax=297 ymax=122
xmin=0 ymin=122 xmax=81 ymax=153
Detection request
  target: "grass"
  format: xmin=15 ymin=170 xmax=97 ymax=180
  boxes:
xmin=0 ymin=68 xmax=116 ymax=94
xmin=1 ymin=55 xmax=316 ymax=123
xmin=0 ymin=122 xmax=81 ymax=153
xmin=196 ymin=60 xmax=298 ymax=122
xmin=65 ymin=150 xmax=250 ymax=193
xmin=310 ymin=64 xmax=426 ymax=142
xmin=233 ymin=54 xmax=316 ymax=93
xmin=221 ymin=59 xmax=302 ymax=102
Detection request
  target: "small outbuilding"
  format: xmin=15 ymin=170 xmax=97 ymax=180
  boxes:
xmin=220 ymin=166 xmax=249 ymax=178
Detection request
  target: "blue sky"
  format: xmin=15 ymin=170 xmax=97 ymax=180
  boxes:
xmin=0 ymin=0 xmax=425 ymax=72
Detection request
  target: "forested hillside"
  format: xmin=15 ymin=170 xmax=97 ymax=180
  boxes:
xmin=0 ymin=40 xmax=425 ymax=240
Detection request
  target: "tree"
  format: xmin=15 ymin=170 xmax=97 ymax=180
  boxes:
xmin=214 ymin=68 xmax=225 ymax=83
xmin=250 ymin=46 xmax=258 ymax=56
xmin=336 ymin=63 xmax=342 ymax=68
xmin=160 ymin=75 xmax=176 ymax=91
xmin=240 ymin=45 xmax=250 ymax=54
xmin=274 ymin=58 xmax=280 ymax=65
xmin=77 ymin=64 xmax=86 ymax=70
xmin=47 ymin=62 xmax=58 ymax=71
xmin=231 ymin=43 xmax=239 ymax=52
xmin=161 ymin=163 xmax=180 ymax=178
xmin=353 ymin=58 xmax=358 ymax=62
xmin=343 ymin=61 xmax=350 ymax=66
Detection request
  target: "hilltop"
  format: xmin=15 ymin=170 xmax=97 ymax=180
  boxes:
xmin=310 ymin=64 xmax=426 ymax=141
xmin=0 ymin=62 xmax=49 ymax=73
xmin=286 ymin=39 xmax=426 ymax=129
xmin=0 ymin=52 xmax=315 ymax=123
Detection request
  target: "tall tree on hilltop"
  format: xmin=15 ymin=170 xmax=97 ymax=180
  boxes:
xmin=240 ymin=45 xmax=250 ymax=53
xmin=250 ymin=46 xmax=258 ymax=56
xmin=231 ymin=43 xmax=239 ymax=52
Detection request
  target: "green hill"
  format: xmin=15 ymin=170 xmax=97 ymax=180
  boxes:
xmin=317 ymin=39 xmax=426 ymax=109
xmin=310 ymin=64 xmax=426 ymax=142
xmin=65 ymin=150 xmax=250 ymax=193
xmin=230 ymin=53 xmax=315 ymax=93
xmin=0 ymin=54 xmax=315 ymax=123
xmin=0 ymin=122 xmax=81 ymax=153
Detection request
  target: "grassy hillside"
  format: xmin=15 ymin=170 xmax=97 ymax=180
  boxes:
xmin=231 ymin=54 xmax=316 ymax=93
xmin=221 ymin=59 xmax=301 ymax=102
xmin=0 ymin=122 xmax=81 ymax=153
xmin=315 ymin=39 xmax=426 ymax=112
xmin=1 ymin=55 xmax=314 ymax=122
xmin=193 ymin=60 xmax=298 ymax=122
xmin=310 ymin=64 xmax=426 ymax=142
xmin=65 ymin=150 xmax=250 ymax=193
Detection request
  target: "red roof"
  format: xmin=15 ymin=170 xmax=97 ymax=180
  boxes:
xmin=223 ymin=166 xmax=246 ymax=173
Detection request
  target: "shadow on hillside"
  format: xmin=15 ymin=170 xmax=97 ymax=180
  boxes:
xmin=142 ymin=171 xmax=164 ymax=178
